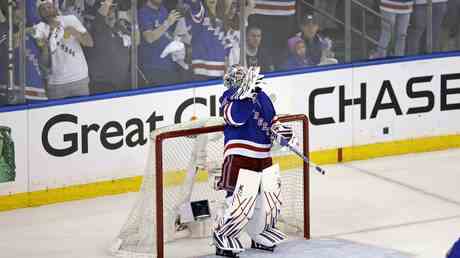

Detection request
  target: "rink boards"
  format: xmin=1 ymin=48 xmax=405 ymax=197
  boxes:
xmin=0 ymin=52 xmax=460 ymax=211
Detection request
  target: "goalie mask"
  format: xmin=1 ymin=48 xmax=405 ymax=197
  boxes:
xmin=224 ymin=64 xmax=247 ymax=90
xmin=224 ymin=65 xmax=265 ymax=100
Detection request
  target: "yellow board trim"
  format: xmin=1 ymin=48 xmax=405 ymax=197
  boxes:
xmin=1 ymin=134 xmax=460 ymax=212
xmin=342 ymin=134 xmax=460 ymax=162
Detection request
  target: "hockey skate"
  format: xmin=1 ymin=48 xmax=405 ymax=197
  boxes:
xmin=216 ymin=248 xmax=240 ymax=258
xmin=251 ymin=239 xmax=275 ymax=252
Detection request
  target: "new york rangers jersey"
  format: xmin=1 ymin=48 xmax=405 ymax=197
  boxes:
xmin=380 ymin=0 xmax=414 ymax=14
xmin=253 ymin=0 xmax=296 ymax=16
xmin=220 ymin=87 xmax=276 ymax=159
xmin=186 ymin=0 xmax=230 ymax=77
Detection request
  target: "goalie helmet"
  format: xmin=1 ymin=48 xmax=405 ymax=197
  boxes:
xmin=224 ymin=65 xmax=266 ymax=100
xmin=223 ymin=64 xmax=247 ymax=89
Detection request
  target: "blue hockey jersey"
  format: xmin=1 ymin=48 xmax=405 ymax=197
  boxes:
xmin=253 ymin=0 xmax=296 ymax=16
xmin=220 ymin=87 xmax=276 ymax=159
xmin=447 ymin=238 xmax=460 ymax=258
xmin=185 ymin=0 xmax=229 ymax=77
xmin=380 ymin=0 xmax=414 ymax=14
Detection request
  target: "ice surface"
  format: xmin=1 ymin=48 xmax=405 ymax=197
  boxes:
xmin=0 ymin=149 xmax=459 ymax=258
xmin=198 ymin=239 xmax=412 ymax=258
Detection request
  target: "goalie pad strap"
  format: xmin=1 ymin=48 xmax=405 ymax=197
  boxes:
xmin=217 ymin=196 xmax=256 ymax=238
xmin=261 ymin=227 xmax=287 ymax=242
xmin=213 ymin=231 xmax=244 ymax=251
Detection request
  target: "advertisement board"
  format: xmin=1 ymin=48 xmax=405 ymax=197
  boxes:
xmin=351 ymin=57 xmax=460 ymax=146
xmin=1 ymin=54 xmax=459 ymax=203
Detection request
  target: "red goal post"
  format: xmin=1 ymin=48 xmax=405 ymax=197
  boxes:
xmin=155 ymin=114 xmax=310 ymax=258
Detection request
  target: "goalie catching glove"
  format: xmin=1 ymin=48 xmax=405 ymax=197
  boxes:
xmin=271 ymin=121 xmax=298 ymax=147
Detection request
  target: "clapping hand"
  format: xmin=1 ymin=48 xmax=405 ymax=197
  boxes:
xmin=165 ymin=10 xmax=182 ymax=27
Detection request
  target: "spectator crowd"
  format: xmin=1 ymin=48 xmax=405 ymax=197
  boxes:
xmin=0 ymin=0 xmax=459 ymax=103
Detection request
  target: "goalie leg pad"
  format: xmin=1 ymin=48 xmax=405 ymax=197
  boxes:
xmin=213 ymin=169 xmax=261 ymax=252
xmin=246 ymin=164 xmax=287 ymax=248
xmin=261 ymin=164 xmax=287 ymax=244
xmin=214 ymin=230 xmax=244 ymax=256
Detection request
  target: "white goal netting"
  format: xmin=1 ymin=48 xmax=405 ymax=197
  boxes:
xmin=110 ymin=115 xmax=308 ymax=258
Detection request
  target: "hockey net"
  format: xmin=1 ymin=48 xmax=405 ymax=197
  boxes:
xmin=110 ymin=114 xmax=310 ymax=258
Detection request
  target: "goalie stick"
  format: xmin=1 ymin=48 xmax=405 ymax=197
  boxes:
xmin=272 ymin=130 xmax=326 ymax=175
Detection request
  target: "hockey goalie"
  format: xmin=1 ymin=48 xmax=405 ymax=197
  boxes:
xmin=213 ymin=65 xmax=297 ymax=257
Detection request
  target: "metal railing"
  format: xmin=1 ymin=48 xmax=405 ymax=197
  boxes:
xmin=3 ymin=0 xmax=25 ymax=105
xmin=300 ymin=0 xmax=394 ymax=62
xmin=131 ymin=0 xmax=139 ymax=90
xmin=301 ymin=0 xmax=437 ymax=61
xmin=426 ymin=0 xmax=433 ymax=53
